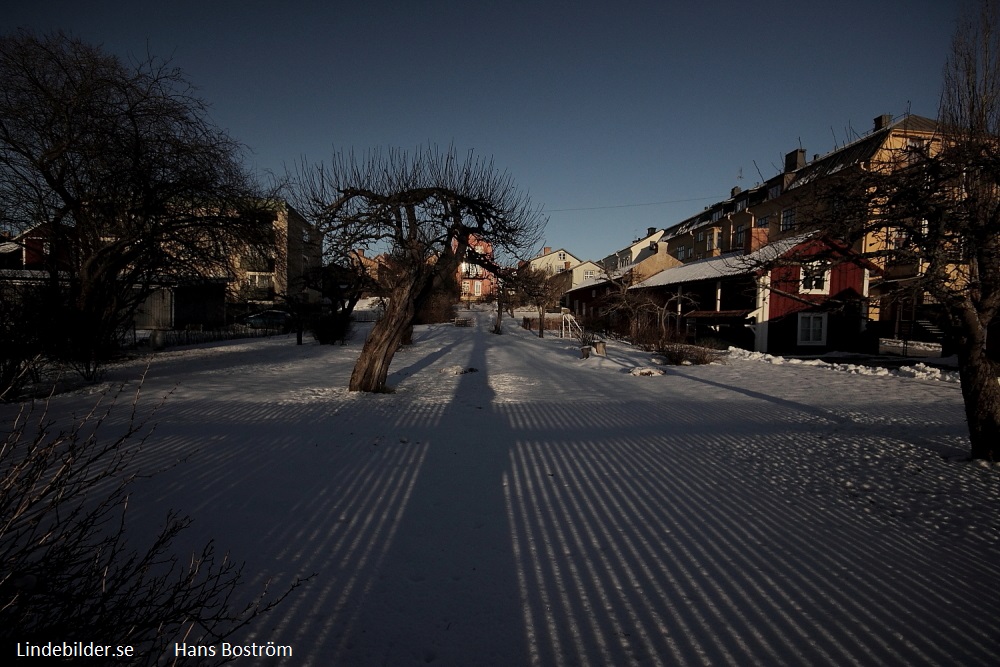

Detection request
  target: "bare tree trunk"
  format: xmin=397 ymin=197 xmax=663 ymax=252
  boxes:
xmin=493 ymin=292 xmax=505 ymax=334
xmin=955 ymin=307 xmax=1000 ymax=460
xmin=349 ymin=282 xmax=417 ymax=392
xmin=536 ymin=305 xmax=545 ymax=338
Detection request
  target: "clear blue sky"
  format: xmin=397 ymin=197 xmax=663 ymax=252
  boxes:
xmin=3 ymin=0 xmax=960 ymax=261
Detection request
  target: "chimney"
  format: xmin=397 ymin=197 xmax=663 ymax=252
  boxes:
xmin=647 ymin=227 xmax=656 ymax=238
xmin=745 ymin=226 xmax=770 ymax=253
xmin=542 ymin=246 xmax=551 ymax=256
xmin=784 ymin=149 xmax=806 ymax=173
xmin=874 ymin=114 xmax=893 ymax=131
xmin=731 ymin=186 xmax=742 ymax=198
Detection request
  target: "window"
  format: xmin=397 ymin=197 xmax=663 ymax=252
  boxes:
xmin=768 ymin=184 xmax=781 ymax=200
xmin=734 ymin=224 xmax=746 ymax=248
xmin=558 ymin=252 xmax=566 ymax=261
xmin=474 ymin=281 xmax=482 ymax=296
xmin=888 ymin=226 xmax=909 ymax=250
xmin=711 ymin=210 xmax=723 ymax=222
xmin=676 ymin=246 xmax=687 ymax=260
xmin=800 ymin=261 xmax=830 ymax=294
xmin=462 ymin=280 xmax=470 ymax=294
xmin=584 ymin=269 xmax=595 ymax=280
xmin=905 ymin=137 xmax=929 ymax=164
xmin=697 ymin=231 xmax=704 ymax=242
xmin=706 ymin=230 xmax=718 ymax=251
xmin=756 ymin=215 xmax=769 ymax=229
xmin=735 ymin=199 xmax=747 ymax=212
xmin=780 ymin=207 xmax=796 ymax=231
xmin=797 ymin=312 xmax=827 ymax=346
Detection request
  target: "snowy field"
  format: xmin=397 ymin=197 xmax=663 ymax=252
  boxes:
xmin=7 ymin=309 xmax=999 ymax=666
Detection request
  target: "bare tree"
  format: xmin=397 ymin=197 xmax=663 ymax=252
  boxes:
xmin=490 ymin=266 xmax=518 ymax=335
xmin=0 ymin=31 xmax=274 ymax=378
xmin=295 ymin=146 xmax=544 ymax=392
xmin=593 ymin=262 xmax=667 ymax=344
xmin=804 ymin=1 xmax=1000 ymax=460
xmin=514 ymin=266 xmax=563 ymax=338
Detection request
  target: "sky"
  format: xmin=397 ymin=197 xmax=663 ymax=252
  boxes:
xmin=2 ymin=0 xmax=961 ymax=261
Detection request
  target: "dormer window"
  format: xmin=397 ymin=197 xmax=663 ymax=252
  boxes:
xmin=800 ymin=261 xmax=831 ymax=295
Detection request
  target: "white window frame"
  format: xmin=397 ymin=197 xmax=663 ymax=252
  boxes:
xmin=799 ymin=261 xmax=831 ymax=295
xmin=461 ymin=280 xmax=470 ymax=294
xmin=734 ymin=224 xmax=746 ymax=248
xmin=797 ymin=312 xmax=828 ymax=346
xmin=474 ymin=281 xmax=482 ymax=296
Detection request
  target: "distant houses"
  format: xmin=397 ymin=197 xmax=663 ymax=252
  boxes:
xmin=545 ymin=113 xmax=944 ymax=355
xmin=0 ymin=201 xmax=322 ymax=332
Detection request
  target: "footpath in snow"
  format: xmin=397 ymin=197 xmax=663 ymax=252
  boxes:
xmin=9 ymin=309 xmax=999 ymax=666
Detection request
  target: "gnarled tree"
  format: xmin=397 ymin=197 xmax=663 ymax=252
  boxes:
xmin=296 ymin=147 xmax=543 ymax=392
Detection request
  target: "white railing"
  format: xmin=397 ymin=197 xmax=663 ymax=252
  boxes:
xmin=561 ymin=311 xmax=584 ymax=339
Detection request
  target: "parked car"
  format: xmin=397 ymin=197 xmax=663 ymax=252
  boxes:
xmin=243 ymin=309 xmax=292 ymax=332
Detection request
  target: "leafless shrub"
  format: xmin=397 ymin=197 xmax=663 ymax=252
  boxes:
xmin=655 ymin=343 xmax=721 ymax=366
xmin=0 ymin=381 xmax=305 ymax=665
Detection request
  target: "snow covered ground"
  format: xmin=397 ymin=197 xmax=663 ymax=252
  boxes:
xmin=7 ymin=309 xmax=999 ymax=665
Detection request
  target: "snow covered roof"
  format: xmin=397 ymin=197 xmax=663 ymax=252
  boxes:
xmin=634 ymin=233 xmax=815 ymax=289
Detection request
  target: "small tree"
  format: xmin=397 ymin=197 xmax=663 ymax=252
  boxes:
xmin=514 ymin=265 xmax=563 ymax=338
xmin=491 ymin=267 xmax=518 ymax=334
xmin=594 ymin=262 xmax=666 ymax=345
xmin=295 ymin=147 xmax=543 ymax=392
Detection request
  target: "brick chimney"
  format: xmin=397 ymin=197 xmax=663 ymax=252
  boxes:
xmin=784 ymin=149 xmax=806 ymax=173
xmin=874 ymin=113 xmax=893 ymax=131
xmin=542 ymin=246 xmax=551 ymax=256
xmin=745 ymin=226 xmax=770 ymax=253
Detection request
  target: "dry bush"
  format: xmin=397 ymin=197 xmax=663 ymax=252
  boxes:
xmin=0 ymin=381 xmax=305 ymax=664
xmin=655 ymin=343 xmax=721 ymax=366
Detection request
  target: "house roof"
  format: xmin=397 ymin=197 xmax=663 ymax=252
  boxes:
xmin=634 ymin=233 xmax=816 ymax=289
xmin=658 ymin=114 xmax=939 ymax=241
xmin=786 ymin=114 xmax=938 ymax=191
xmin=532 ymin=248 xmax=578 ymax=261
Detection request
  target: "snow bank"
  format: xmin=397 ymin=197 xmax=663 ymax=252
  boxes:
xmin=727 ymin=347 xmax=962 ymax=383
